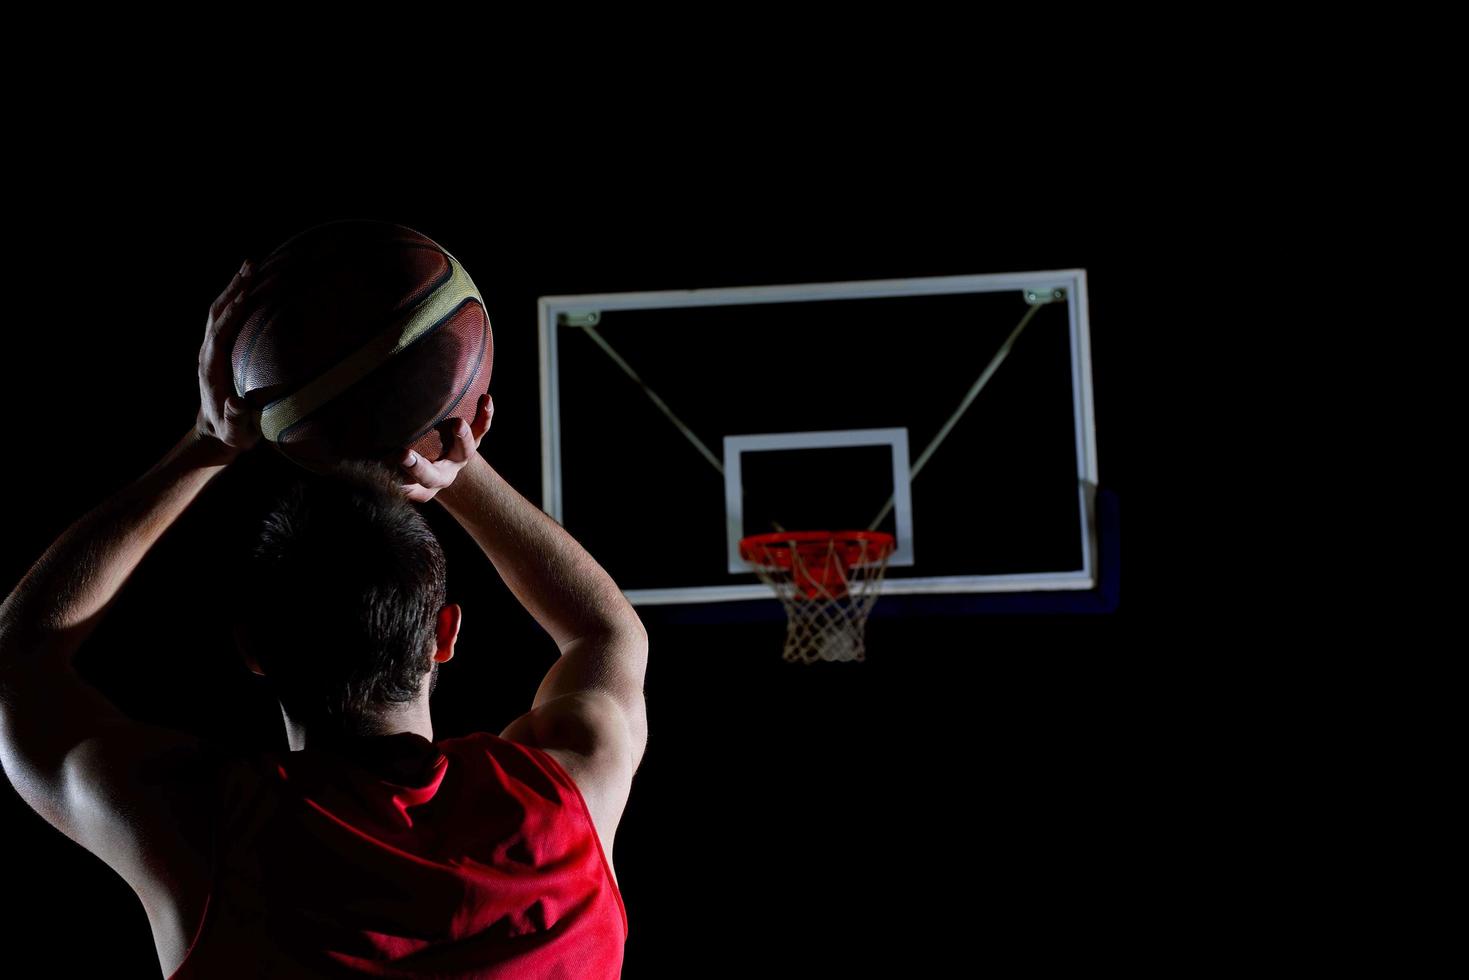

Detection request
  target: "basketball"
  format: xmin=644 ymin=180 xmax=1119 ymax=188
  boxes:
xmin=231 ymin=219 xmax=493 ymax=475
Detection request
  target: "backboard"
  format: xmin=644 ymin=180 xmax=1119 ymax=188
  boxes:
xmin=538 ymin=269 xmax=1114 ymax=618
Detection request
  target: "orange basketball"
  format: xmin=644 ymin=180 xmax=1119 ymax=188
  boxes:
xmin=231 ymin=219 xmax=493 ymax=475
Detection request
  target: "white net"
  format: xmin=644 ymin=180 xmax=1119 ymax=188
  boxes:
xmin=741 ymin=533 xmax=895 ymax=664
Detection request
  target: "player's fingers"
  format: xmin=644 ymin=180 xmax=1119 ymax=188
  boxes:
xmin=405 ymin=443 xmax=458 ymax=491
xmin=213 ymin=286 xmax=251 ymax=336
xmin=209 ymin=260 xmax=253 ymax=322
xmin=441 ymin=417 xmax=474 ymax=465
xmin=398 ymin=447 xmax=427 ymax=480
xmin=474 ymin=394 xmax=493 ymax=436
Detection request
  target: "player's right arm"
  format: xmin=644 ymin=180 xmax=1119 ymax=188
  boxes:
xmin=391 ymin=406 xmax=647 ymax=838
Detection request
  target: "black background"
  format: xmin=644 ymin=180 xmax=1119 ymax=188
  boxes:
xmin=2 ymin=167 xmax=1140 ymax=976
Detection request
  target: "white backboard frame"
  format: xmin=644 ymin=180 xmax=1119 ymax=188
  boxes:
xmin=539 ymin=269 xmax=1100 ymax=605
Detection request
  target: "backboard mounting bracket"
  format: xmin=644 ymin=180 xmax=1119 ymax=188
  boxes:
xmin=557 ymin=311 xmax=602 ymax=328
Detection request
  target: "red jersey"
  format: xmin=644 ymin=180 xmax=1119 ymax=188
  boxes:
xmin=167 ymin=730 xmax=627 ymax=979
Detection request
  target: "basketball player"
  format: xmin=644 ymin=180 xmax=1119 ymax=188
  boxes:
xmin=0 ymin=259 xmax=646 ymax=977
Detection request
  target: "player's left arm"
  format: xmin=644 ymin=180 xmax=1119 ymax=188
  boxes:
xmin=0 ymin=258 xmax=258 ymax=891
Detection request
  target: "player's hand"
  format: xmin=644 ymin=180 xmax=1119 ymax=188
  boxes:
xmin=194 ymin=258 xmax=262 ymax=461
xmin=386 ymin=393 xmax=493 ymax=503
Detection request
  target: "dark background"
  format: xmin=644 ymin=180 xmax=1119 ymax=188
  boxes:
xmin=2 ymin=174 xmax=1136 ymax=976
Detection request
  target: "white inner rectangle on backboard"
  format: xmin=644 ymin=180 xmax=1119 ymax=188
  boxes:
xmin=724 ymin=428 xmax=915 ymax=574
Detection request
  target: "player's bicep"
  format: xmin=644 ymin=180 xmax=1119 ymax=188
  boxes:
xmin=502 ymin=690 xmax=634 ymax=765
xmin=0 ymin=663 xmax=133 ymax=838
xmin=530 ymin=626 xmax=648 ymax=766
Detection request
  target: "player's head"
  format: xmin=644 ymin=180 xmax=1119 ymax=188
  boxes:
xmin=233 ymin=459 xmax=459 ymax=736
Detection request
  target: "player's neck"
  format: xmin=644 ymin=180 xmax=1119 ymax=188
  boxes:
xmin=283 ymin=702 xmax=434 ymax=753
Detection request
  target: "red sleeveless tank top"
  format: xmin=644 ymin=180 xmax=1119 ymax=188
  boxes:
xmin=166 ymin=730 xmax=627 ymax=978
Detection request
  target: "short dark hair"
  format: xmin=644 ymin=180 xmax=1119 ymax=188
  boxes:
xmin=235 ymin=459 xmax=448 ymax=732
